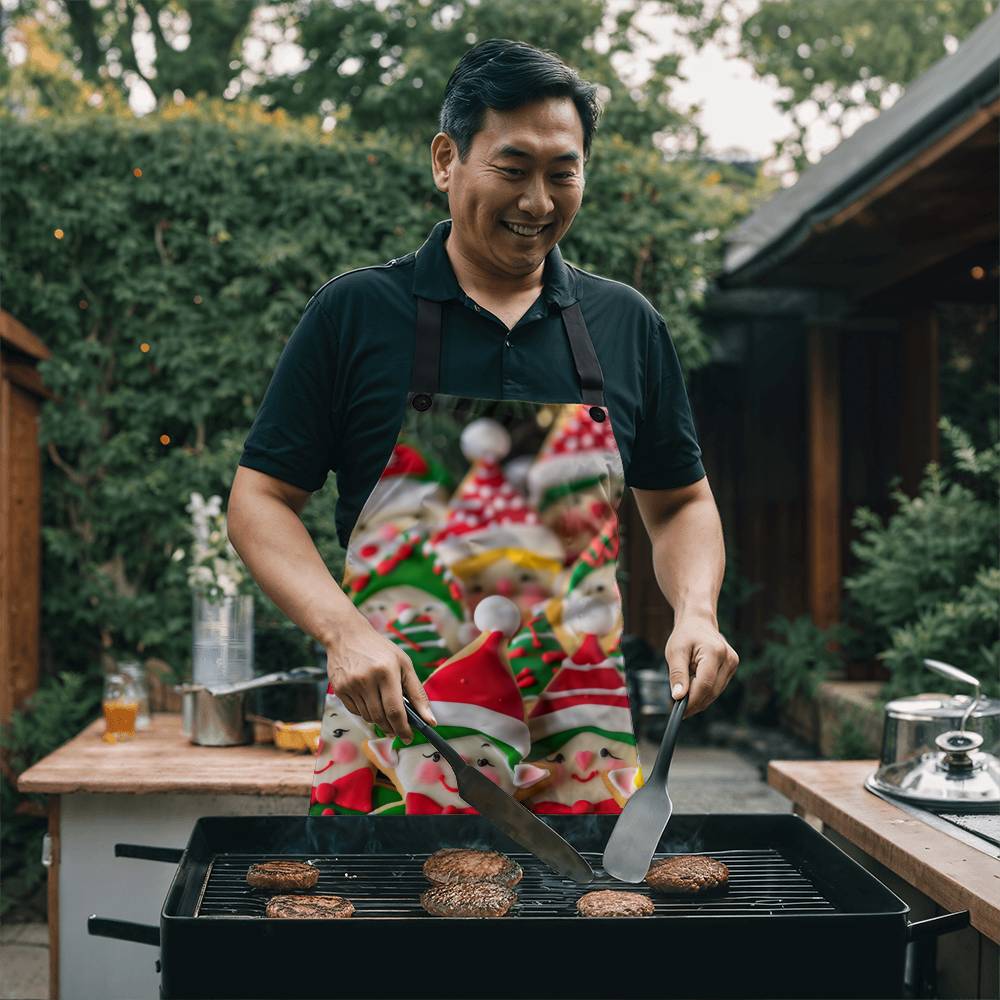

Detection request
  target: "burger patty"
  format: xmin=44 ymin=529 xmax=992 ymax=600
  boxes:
xmin=420 ymin=882 xmax=517 ymax=918
xmin=246 ymin=860 xmax=319 ymax=891
xmin=645 ymin=855 xmax=729 ymax=894
xmin=265 ymin=895 xmax=354 ymax=919
xmin=576 ymin=890 xmax=655 ymax=917
xmin=423 ymin=848 xmax=523 ymax=888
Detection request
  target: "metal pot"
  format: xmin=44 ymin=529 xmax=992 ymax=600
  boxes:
xmin=177 ymin=667 xmax=325 ymax=747
xmin=866 ymin=659 xmax=1000 ymax=809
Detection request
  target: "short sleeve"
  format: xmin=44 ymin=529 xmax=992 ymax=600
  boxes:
xmin=238 ymin=296 xmax=339 ymax=492
xmin=626 ymin=315 xmax=705 ymax=489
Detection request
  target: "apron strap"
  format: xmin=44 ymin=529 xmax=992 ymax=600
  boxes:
xmin=407 ymin=297 xmax=442 ymax=410
xmin=408 ymin=295 xmax=606 ymax=411
xmin=560 ymin=302 xmax=605 ymax=408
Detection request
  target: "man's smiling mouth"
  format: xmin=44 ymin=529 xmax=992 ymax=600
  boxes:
xmin=502 ymin=221 xmax=551 ymax=238
xmin=438 ymin=775 xmax=459 ymax=793
xmin=571 ymin=770 xmax=599 ymax=783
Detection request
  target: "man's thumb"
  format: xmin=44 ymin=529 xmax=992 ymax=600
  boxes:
xmin=665 ymin=643 xmax=691 ymax=700
xmin=401 ymin=660 xmax=437 ymax=726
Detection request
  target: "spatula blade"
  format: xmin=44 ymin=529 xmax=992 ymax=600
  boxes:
xmin=601 ymin=781 xmax=674 ymax=883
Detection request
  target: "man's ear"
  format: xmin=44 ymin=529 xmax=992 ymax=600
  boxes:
xmin=430 ymin=132 xmax=455 ymax=192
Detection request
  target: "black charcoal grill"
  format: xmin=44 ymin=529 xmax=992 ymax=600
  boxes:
xmin=89 ymin=813 xmax=968 ymax=999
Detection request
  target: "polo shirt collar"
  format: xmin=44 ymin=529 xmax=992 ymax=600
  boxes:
xmin=413 ymin=218 xmax=578 ymax=308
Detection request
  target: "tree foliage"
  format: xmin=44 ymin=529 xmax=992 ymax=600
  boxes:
xmin=679 ymin=0 xmax=996 ymax=171
xmin=3 ymin=0 xmax=700 ymax=151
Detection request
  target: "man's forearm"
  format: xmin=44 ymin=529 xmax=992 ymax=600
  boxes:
xmin=227 ymin=493 xmax=366 ymax=650
xmin=647 ymin=495 xmax=725 ymax=624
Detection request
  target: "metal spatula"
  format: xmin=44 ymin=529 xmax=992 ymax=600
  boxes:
xmin=602 ymin=692 xmax=688 ymax=883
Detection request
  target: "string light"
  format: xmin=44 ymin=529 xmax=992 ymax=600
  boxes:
xmin=79 ymin=300 xmax=88 ymax=310
xmin=133 ymin=167 xmax=142 ymax=178
xmin=53 ymin=229 xmax=64 ymax=239
xmin=970 ymin=266 xmax=985 ymax=280
xmin=160 ymin=434 xmax=171 ymax=445
xmin=193 ymin=294 xmax=203 ymax=304
xmin=140 ymin=342 xmax=151 ymax=353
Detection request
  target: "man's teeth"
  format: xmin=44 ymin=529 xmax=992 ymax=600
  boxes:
xmin=504 ymin=222 xmax=547 ymax=236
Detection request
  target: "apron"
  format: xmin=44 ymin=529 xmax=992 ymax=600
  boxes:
xmin=309 ymin=293 xmax=640 ymax=817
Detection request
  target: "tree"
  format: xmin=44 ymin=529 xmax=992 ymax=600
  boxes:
xmin=1 ymin=0 xmax=701 ymax=152
xmin=673 ymin=0 xmax=996 ymax=172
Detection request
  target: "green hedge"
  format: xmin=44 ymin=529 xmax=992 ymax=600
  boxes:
xmin=2 ymin=98 xmax=740 ymax=683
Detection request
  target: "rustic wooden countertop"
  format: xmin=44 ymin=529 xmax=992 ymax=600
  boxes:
xmin=17 ymin=713 xmax=313 ymax=796
xmin=768 ymin=758 xmax=1000 ymax=944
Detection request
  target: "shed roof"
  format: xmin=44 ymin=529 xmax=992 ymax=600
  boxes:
xmin=722 ymin=10 xmax=1000 ymax=285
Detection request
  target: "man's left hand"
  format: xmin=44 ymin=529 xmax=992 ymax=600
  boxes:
xmin=664 ymin=615 xmax=739 ymax=718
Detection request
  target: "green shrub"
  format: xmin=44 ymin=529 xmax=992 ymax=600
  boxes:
xmin=1 ymin=672 xmax=101 ymax=918
xmin=846 ymin=420 xmax=999 ymax=697
xmin=741 ymin=615 xmax=855 ymax=708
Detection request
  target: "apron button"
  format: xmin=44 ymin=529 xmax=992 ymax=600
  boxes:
xmin=504 ymin=338 xmax=511 ymax=348
xmin=411 ymin=393 xmax=433 ymax=412
xmin=589 ymin=406 xmax=606 ymax=422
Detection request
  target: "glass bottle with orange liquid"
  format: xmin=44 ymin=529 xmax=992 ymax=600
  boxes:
xmin=102 ymin=672 xmax=139 ymax=743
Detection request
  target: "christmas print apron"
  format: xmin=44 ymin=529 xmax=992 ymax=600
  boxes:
xmin=309 ymin=295 xmax=642 ymax=817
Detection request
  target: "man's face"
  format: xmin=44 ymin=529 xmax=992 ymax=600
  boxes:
xmin=431 ymin=97 xmax=585 ymax=278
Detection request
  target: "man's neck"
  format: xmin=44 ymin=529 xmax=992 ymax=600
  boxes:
xmin=444 ymin=230 xmax=544 ymax=302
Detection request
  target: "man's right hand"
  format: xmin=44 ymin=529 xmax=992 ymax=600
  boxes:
xmin=326 ymin=624 xmax=437 ymax=742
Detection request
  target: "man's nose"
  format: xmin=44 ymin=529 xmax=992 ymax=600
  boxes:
xmin=495 ymin=577 xmax=514 ymax=596
xmin=575 ymin=750 xmax=594 ymax=771
xmin=518 ymin=176 xmax=554 ymax=219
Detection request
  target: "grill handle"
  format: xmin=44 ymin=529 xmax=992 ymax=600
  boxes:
xmin=88 ymin=915 xmax=160 ymax=947
xmin=906 ymin=910 xmax=970 ymax=942
xmin=114 ymin=843 xmax=184 ymax=863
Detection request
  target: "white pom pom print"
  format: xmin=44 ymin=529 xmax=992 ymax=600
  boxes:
xmin=461 ymin=419 xmax=511 ymax=463
xmin=473 ymin=596 xmax=522 ymax=639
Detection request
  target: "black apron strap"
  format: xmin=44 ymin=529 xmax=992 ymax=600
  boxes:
xmin=408 ymin=297 xmax=442 ymax=410
xmin=408 ymin=295 xmax=607 ymax=412
xmin=560 ymin=302 xmax=605 ymax=408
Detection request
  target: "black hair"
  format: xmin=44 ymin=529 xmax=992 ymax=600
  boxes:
xmin=439 ymin=39 xmax=601 ymax=163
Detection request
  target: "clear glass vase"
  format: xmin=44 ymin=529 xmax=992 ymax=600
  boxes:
xmin=191 ymin=593 xmax=254 ymax=687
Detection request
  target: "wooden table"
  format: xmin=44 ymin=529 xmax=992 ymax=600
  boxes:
xmin=769 ymin=759 xmax=1000 ymax=999
xmin=18 ymin=713 xmax=316 ymax=1000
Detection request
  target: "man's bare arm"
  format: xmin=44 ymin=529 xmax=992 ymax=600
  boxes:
xmin=226 ymin=466 xmax=434 ymax=738
xmin=631 ymin=476 xmax=739 ymax=717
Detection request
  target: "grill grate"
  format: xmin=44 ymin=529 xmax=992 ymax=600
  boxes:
xmin=194 ymin=848 xmax=839 ymax=919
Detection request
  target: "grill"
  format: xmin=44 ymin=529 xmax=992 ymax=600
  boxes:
xmin=195 ymin=847 xmax=837 ymax=919
xmin=89 ymin=813 xmax=969 ymax=1000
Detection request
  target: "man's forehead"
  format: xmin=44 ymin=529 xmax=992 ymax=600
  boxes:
xmin=477 ymin=103 xmax=584 ymax=160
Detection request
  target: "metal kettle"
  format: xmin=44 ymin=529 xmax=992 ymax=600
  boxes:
xmin=866 ymin=659 xmax=1000 ymax=810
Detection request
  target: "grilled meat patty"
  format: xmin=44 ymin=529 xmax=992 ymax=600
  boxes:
xmin=645 ymin=855 xmax=729 ymax=894
xmin=264 ymin=895 xmax=354 ymax=919
xmin=420 ymin=882 xmax=517 ymax=918
xmin=576 ymin=890 xmax=655 ymax=917
xmin=423 ymin=848 xmax=523 ymax=888
xmin=246 ymin=860 xmax=319 ymax=891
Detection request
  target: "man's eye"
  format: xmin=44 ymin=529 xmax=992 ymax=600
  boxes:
xmin=499 ymin=166 xmax=523 ymax=175
xmin=423 ymin=751 xmax=441 ymax=762
xmin=476 ymin=758 xmax=494 ymax=768
xmin=518 ymin=573 xmax=535 ymax=583
xmin=599 ymin=747 xmax=623 ymax=760
xmin=331 ymin=728 xmax=348 ymax=738
xmin=547 ymin=753 xmax=565 ymax=764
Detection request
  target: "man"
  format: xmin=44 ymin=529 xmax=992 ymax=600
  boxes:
xmin=228 ymin=38 xmax=738 ymax=745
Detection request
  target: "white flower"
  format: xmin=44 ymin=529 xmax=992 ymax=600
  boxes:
xmin=172 ymin=547 xmax=185 ymax=562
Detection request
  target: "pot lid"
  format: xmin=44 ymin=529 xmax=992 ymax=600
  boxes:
xmin=869 ymin=735 xmax=1000 ymax=809
xmin=884 ymin=692 xmax=1000 ymax=722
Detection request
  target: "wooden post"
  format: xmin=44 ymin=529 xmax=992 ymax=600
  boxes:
xmin=0 ymin=310 xmax=51 ymax=722
xmin=807 ymin=326 xmax=841 ymax=628
xmin=899 ymin=308 xmax=940 ymax=496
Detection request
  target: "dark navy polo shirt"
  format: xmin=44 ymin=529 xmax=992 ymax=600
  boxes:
xmin=239 ymin=219 xmax=705 ymax=548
